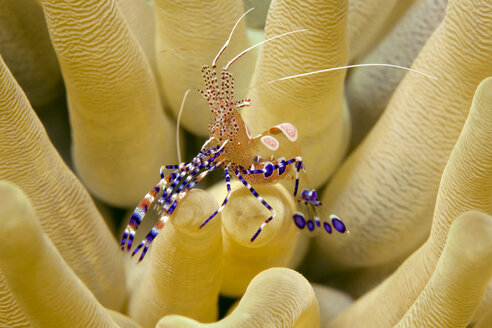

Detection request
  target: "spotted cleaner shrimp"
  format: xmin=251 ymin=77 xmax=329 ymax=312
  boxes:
xmin=121 ymin=8 xmax=437 ymax=262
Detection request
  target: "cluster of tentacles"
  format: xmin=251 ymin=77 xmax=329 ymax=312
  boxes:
xmin=0 ymin=0 xmax=491 ymax=327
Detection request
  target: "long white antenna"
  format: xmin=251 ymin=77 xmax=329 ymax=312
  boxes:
xmin=259 ymin=63 xmax=437 ymax=88
xmin=212 ymin=7 xmax=255 ymax=67
xmin=225 ymin=29 xmax=309 ymax=70
xmin=176 ymin=89 xmax=191 ymax=163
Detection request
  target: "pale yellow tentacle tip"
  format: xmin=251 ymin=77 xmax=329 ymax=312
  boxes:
xmin=475 ymin=75 xmax=492 ymax=103
xmin=395 ymin=210 xmax=492 ymax=328
xmin=220 ymin=181 xmax=296 ymax=247
xmin=171 ymin=189 xmax=222 ymax=236
xmin=157 ymin=268 xmax=319 ymax=328
xmin=214 ymin=181 xmax=301 ymax=297
xmin=156 ymin=315 xmax=199 ymax=328
xmin=448 ymin=210 xmax=492 ymax=259
xmin=0 ymin=181 xmax=40 ymax=262
xmin=129 ymin=189 xmax=222 ymax=327
xmin=0 ymin=180 xmax=119 ymax=327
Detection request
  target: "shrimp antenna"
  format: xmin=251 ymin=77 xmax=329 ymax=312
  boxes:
xmin=159 ymin=48 xmax=189 ymax=53
xmin=225 ymin=29 xmax=309 ymax=70
xmin=176 ymin=89 xmax=191 ymax=163
xmin=256 ymin=63 xmax=437 ymax=89
xmin=212 ymin=7 xmax=255 ymax=67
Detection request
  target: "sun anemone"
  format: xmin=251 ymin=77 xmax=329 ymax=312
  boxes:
xmin=0 ymin=0 xmax=491 ymax=327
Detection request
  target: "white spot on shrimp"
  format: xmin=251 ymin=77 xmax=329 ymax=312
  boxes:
xmin=275 ymin=123 xmax=298 ymax=141
xmin=244 ymin=123 xmax=252 ymax=139
xmin=260 ymin=136 xmax=279 ymax=151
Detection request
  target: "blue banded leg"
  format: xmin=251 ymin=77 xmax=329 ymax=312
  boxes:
xmin=167 ymin=162 xmax=221 ymax=215
xmin=130 ymin=143 xmax=228 ymax=260
xmin=168 ymin=148 xmax=224 ymax=203
xmin=241 ymin=157 xmax=292 ymax=175
xmin=159 ymin=144 xmax=218 ymax=193
xmin=155 ymin=158 xmax=199 ymax=208
xmin=162 ymin=154 xmax=218 ymax=211
xmin=156 ymin=157 xmax=208 ymax=215
xmin=133 ymin=163 xmax=220 ymax=261
xmin=200 ymin=166 xmax=232 ymax=229
xmin=155 ymin=170 xmax=186 ymax=209
xmin=156 ymin=143 xmax=226 ymax=209
xmin=239 ymin=157 xmax=303 ymax=196
xmin=121 ymin=181 xmax=164 ymax=251
xmin=131 ymin=215 xmax=168 ymax=262
xmin=131 ymin=163 xmax=195 ymax=241
xmin=163 ymin=162 xmax=189 ymax=171
xmin=234 ymin=169 xmax=276 ymax=242
xmin=292 ymin=157 xmax=304 ymax=197
xmin=123 ymin=159 xmax=198 ymax=251
xmin=155 ymin=165 xmax=189 ymax=215
xmin=131 ymin=173 xmax=199 ymax=262
xmin=131 ymin=162 xmax=221 ymax=262
xmin=132 ymin=163 xmax=209 ymax=260
xmin=175 ymin=142 xmax=227 ymax=199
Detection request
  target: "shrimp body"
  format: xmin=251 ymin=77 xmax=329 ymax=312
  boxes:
xmin=119 ymin=5 xmax=439 ymax=261
xmin=121 ymin=12 xmax=347 ymax=263
xmin=120 ymin=63 xmax=345 ymax=262
xmin=200 ymin=65 xmax=302 ymax=185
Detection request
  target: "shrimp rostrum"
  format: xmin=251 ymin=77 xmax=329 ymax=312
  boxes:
xmin=121 ymin=10 xmax=352 ymax=262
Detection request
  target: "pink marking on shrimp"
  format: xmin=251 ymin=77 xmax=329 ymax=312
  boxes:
xmin=260 ymin=135 xmax=279 ymax=150
xmin=275 ymin=123 xmax=298 ymax=142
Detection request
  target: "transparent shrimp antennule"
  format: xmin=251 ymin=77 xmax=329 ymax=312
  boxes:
xmin=247 ymin=63 xmax=437 ymax=92
xmin=224 ymin=29 xmax=310 ymax=70
xmin=212 ymin=6 xmax=310 ymax=71
xmin=212 ymin=7 xmax=255 ymax=68
xmin=175 ymin=89 xmax=191 ymax=163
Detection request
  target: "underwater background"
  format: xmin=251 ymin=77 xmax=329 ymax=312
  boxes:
xmin=0 ymin=0 xmax=491 ymax=327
